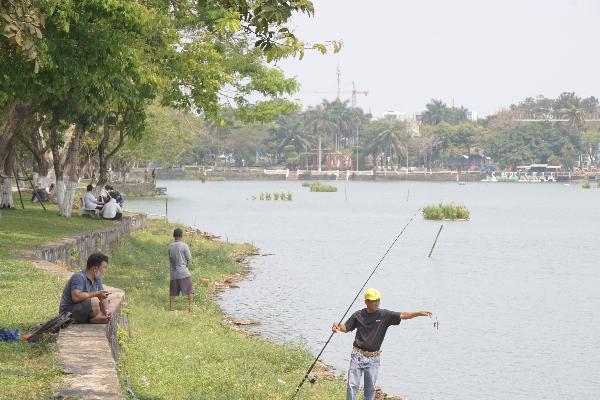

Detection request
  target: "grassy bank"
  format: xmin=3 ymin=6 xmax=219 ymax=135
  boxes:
xmin=0 ymin=202 xmax=112 ymax=400
xmin=110 ymin=221 xmax=344 ymax=399
xmin=0 ymin=202 xmax=344 ymax=399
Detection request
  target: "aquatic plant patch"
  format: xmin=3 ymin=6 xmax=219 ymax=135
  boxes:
xmin=423 ymin=202 xmax=470 ymax=220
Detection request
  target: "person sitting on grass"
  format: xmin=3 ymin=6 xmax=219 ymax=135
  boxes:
xmin=168 ymin=228 xmax=194 ymax=312
xmin=31 ymin=182 xmax=48 ymax=202
xmin=102 ymin=192 xmax=123 ymax=220
xmin=59 ymin=252 xmax=113 ymax=324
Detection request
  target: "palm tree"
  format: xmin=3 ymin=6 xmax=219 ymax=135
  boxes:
xmin=305 ymin=105 xmax=336 ymax=171
xmin=422 ymin=99 xmax=449 ymax=125
xmin=369 ymin=120 xmax=408 ymax=169
xmin=268 ymin=114 xmax=313 ymax=167
xmin=346 ymin=107 xmax=370 ymax=170
xmin=559 ymin=96 xmax=588 ymax=136
xmin=268 ymin=113 xmax=313 ymax=153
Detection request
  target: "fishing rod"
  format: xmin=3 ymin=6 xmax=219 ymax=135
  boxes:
xmin=291 ymin=208 xmax=422 ymax=398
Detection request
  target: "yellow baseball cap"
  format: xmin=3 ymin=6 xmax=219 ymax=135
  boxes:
xmin=364 ymin=288 xmax=381 ymax=301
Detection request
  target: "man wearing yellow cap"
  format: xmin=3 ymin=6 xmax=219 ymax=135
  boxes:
xmin=332 ymin=288 xmax=432 ymax=400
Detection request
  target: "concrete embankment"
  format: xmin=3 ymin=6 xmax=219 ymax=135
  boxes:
xmin=21 ymin=214 xmax=146 ymax=399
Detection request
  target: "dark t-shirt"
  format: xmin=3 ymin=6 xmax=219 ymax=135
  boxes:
xmin=59 ymin=271 xmax=104 ymax=314
xmin=344 ymin=308 xmax=401 ymax=352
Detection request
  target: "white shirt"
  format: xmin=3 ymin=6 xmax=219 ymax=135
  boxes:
xmin=102 ymin=198 xmax=122 ymax=219
xmin=83 ymin=192 xmax=99 ymax=210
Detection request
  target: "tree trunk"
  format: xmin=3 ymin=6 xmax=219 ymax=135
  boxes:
xmin=48 ymin=114 xmax=69 ymax=210
xmin=96 ymin=119 xmax=110 ymax=188
xmin=55 ymin=179 xmax=65 ymax=208
xmin=0 ymin=177 xmax=14 ymax=208
xmin=17 ymin=114 xmax=52 ymax=186
xmin=59 ymin=123 xmax=84 ymax=217
xmin=59 ymin=179 xmax=78 ymax=217
xmin=0 ymin=101 xmax=33 ymax=208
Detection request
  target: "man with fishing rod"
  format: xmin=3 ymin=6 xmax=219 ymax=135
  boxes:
xmin=332 ymin=288 xmax=432 ymax=400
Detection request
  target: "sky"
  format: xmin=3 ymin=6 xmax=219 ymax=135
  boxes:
xmin=276 ymin=0 xmax=600 ymax=119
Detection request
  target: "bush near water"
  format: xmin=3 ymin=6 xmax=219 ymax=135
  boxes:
xmin=423 ymin=202 xmax=470 ymax=220
xmin=301 ymin=182 xmax=337 ymax=192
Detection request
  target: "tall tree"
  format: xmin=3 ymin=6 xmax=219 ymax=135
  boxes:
xmin=422 ymin=99 xmax=449 ymax=125
xmin=305 ymin=104 xmax=336 ymax=171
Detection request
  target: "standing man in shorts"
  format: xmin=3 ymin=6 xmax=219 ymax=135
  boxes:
xmin=59 ymin=252 xmax=113 ymax=323
xmin=168 ymin=228 xmax=194 ymax=311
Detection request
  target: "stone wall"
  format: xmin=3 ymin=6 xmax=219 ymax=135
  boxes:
xmin=21 ymin=214 xmax=147 ymax=269
xmin=22 ymin=214 xmax=147 ymax=399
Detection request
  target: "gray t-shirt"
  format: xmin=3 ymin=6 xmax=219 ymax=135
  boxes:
xmin=344 ymin=308 xmax=402 ymax=352
xmin=59 ymin=270 xmax=104 ymax=314
xmin=168 ymin=240 xmax=192 ymax=280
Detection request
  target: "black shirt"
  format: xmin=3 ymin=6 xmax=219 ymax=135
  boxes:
xmin=344 ymin=308 xmax=401 ymax=351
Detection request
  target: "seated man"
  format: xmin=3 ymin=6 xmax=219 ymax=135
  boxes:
xmin=31 ymin=182 xmax=48 ymax=202
xmin=59 ymin=252 xmax=113 ymax=324
xmin=102 ymin=192 xmax=123 ymax=220
xmin=83 ymin=184 xmax=103 ymax=212
xmin=108 ymin=187 xmax=125 ymax=208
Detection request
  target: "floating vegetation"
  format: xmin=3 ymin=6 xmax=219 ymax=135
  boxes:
xmin=582 ymin=180 xmax=591 ymax=189
xmin=423 ymin=203 xmax=470 ymax=220
xmin=253 ymin=192 xmax=293 ymax=201
xmin=303 ymin=182 xmax=337 ymax=192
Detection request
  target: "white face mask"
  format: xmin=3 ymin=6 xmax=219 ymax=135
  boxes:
xmin=94 ymin=269 xmax=104 ymax=281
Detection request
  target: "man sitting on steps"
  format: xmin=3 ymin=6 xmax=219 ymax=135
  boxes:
xmin=59 ymin=252 xmax=113 ymax=324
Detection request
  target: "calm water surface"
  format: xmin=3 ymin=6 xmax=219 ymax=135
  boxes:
xmin=127 ymin=180 xmax=600 ymax=399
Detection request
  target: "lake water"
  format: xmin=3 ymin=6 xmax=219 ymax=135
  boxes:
xmin=127 ymin=180 xmax=600 ymax=399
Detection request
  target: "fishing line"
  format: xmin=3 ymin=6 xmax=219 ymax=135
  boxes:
xmin=291 ymin=208 xmax=422 ymax=398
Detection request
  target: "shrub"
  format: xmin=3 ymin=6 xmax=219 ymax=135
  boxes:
xmin=423 ymin=203 xmax=470 ymax=220
xmin=582 ymin=181 xmax=591 ymax=189
xmin=306 ymin=182 xmax=337 ymax=192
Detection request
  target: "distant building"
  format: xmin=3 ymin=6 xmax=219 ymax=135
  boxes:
xmin=466 ymin=110 xmax=478 ymax=121
xmin=381 ymin=110 xmax=421 ymax=136
xmin=383 ymin=110 xmax=400 ymax=119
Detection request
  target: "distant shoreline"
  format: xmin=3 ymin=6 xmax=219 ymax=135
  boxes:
xmin=151 ymin=167 xmax=592 ymax=183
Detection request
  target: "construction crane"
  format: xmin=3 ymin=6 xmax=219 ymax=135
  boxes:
xmin=350 ymin=81 xmax=368 ymax=108
xmin=313 ymin=72 xmax=368 ymax=108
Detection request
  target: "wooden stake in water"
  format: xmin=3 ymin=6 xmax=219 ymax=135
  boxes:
xmin=165 ymin=198 xmax=168 ymax=220
xmin=428 ymin=224 xmax=444 ymax=258
xmin=406 ymin=189 xmax=410 ymax=202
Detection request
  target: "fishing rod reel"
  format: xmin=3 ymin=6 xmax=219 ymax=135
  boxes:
xmin=308 ymin=376 xmax=318 ymax=385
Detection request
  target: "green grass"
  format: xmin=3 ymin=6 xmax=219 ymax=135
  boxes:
xmin=423 ymin=202 xmax=470 ymax=220
xmin=0 ymin=199 xmax=109 ymax=251
xmin=0 ymin=197 xmax=115 ymax=400
xmin=110 ymin=221 xmax=344 ymax=399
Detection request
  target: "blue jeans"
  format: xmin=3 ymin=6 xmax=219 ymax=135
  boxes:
xmin=346 ymin=352 xmax=380 ymax=400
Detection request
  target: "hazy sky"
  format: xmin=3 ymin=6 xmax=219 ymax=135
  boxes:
xmin=277 ymin=0 xmax=600 ymax=118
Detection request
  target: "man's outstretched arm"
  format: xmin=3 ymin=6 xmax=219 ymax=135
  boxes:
xmin=400 ymin=311 xmax=432 ymax=320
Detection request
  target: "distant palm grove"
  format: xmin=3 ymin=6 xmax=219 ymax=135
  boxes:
xmin=139 ymin=92 xmax=599 ymax=174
